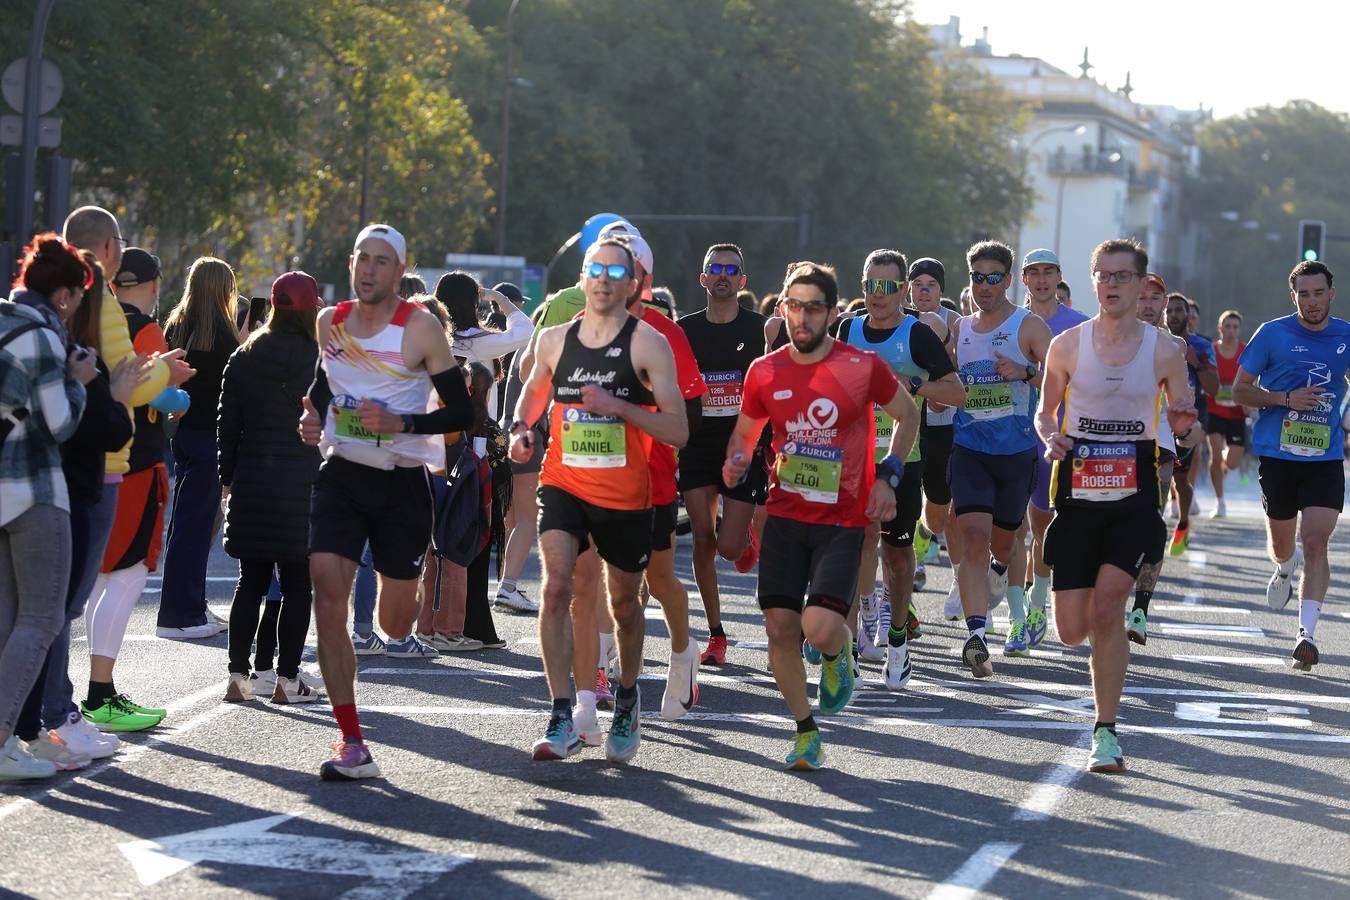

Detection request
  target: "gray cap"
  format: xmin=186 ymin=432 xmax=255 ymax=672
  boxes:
xmin=1022 ymin=248 xmax=1060 ymax=270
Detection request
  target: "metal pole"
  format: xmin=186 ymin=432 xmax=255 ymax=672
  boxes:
xmin=1053 ymin=175 xmax=1067 ymax=257
xmin=495 ymin=0 xmax=520 ymax=256
xmin=18 ymin=0 xmax=58 ymax=243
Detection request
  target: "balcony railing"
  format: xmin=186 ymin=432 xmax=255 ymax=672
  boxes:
xmin=1047 ymin=147 xmax=1127 ymax=178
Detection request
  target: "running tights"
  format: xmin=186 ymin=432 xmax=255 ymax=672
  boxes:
xmin=84 ymin=563 xmax=149 ymax=659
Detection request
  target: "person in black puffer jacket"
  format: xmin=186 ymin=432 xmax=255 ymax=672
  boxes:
xmin=217 ymin=272 xmax=323 ymax=705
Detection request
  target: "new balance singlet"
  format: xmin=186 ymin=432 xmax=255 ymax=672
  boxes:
xmin=841 ymin=314 xmax=928 ymax=463
xmin=321 ymin=300 xmax=440 ymax=470
xmin=954 ymin=305 xmax=1037 ymax=454
xmin=541 ymin=315 xmax=656 ymax=510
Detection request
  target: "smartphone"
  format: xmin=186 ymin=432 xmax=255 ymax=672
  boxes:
xmin=247 ymin=297 xmax=269 ymax=329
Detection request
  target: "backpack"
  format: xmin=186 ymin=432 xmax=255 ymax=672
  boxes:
xmin=432 ymin=436 xmax=492 ymax=566
xmin=0 ymin=321 xmax=47 ymax=449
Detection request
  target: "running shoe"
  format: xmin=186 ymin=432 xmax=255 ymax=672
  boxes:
xmin=877 ymin=586 xmax=893 ymax=648
xmin=0 ymin=736 xmax=56 ymax=782
xmin=944 ymin=579 xmax=962 ymax=621
xmin=905 ymin=601 xmax=923 ymax=641
xmin=351 ymin=630 xmax=387 ymax=656
xmin=859 ymin=591 xmax=880 ymax=642
xmin=320 ymin=739 xmax=381 ymax=780
xmin=883 ymin=643 xmax=912 ymax=690
xmin=661 ymin=642 xmax=699 ymax=721
xmin=912 ymin=522 xmax=933 ymax=566
xmin=1088 ymin=727 xmax=1125 ymax=773
xmin=1290 ymin=630 xmax=1319 ymax=672
xmin=1025 ymin=607 xmax=1049 ymax=648
xmin=595 ymin=668 xmax=614 ymax=709
xmin=913 ymin=563 xmax=927 ymax=592
xmin=249 ymin=668 xmax=278 ymax=697
xmin=272 ymin=675 xmax=324 ymax=705
xmin=857 ymin=615 xmax=885 ymax=662
xmin=1267 ymin=548 xmax=1301 ymax=610
xmin=605 ymin=688 xmax=642 ymax=764
xmin=987 ymin=563 xmax=1008 ymax=610
xmin=23 ymin=731 xmax=90 ymax=771
xmin=1240 ymin=471 xmax=1250 ymax=487
xmin=494 ymin=585 xmax=539 ymax=614
xmin=961 ymin=633 xmax=994 ymax=678
xmin=700 ymin=634 xmax=728 ymax=667
xmin=817 ymin=646 xmax=855 ymax=714
xmin=734 ymin=526 xmax=760 ymax=574
xmin=573 ymin=703 xmax=604 ymax=746
xmin=1127 ymin=608 xmax=1148 ymax=646
xmin=385 ymin=633 xmax=439 ymax=659
xmin=924 ymin=538 xmax=940 ymax=564
xmin=1002 ymin=621 xmax=1030 ymax=657
xmin=52 ymin=714 xmax=118 ymax=760
xmin=420 ymin=632 xmax=483 ymax=652
xmin=155 ymin=622 xmax=227 ymax=640
xmin=81 ymin=696 xmax=161 ymax=733
xmin=784 ymin=730 xmax=824 ymax=771
xmin=851 ymin=641 xmax=861 ymax=678
xmin=1209 ymin=498 xmax=1227 ymax=519
xmin=1169 ymin=524 xmax=1189 ymax=557
xmin=224 ymin=673 xmax=256 ymax=703
xmin=802 ymin=639 xmax=822 ymax=665
xmin=116 ymin=693 xmax=167 ymax=718
xmin=533 ymin=714 xmax=584 ymax=761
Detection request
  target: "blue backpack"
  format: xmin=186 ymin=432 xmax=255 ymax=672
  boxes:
xmin=432 ymin=437 xmax=491 ymax=566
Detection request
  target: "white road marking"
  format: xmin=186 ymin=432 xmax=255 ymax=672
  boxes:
xmin=1174 ymin=702 xmax=1311 ymax=728
xmin=1157 ymin=623 xmax=1264 ymax=637
xmin=1011 ymin=734 xmax=1091 ymax=822
xmin=1182 ymin=593 xmax=1203 ymax=605
xmin=1188 ymin=552 xmax=1208 ymax=569
xmin=1153 ymin=604 xmax=1251 ymax=615
xmin=928 ymin=841 xmax=1022 ymax=900
xmin=1171 ymin=654 xmax=1284 ymax=666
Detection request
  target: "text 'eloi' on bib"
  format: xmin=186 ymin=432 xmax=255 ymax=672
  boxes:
xmin=777 ymin=440 xmax=843 ymax=505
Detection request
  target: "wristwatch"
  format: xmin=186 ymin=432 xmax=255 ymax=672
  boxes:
xmin=908 ymin=376 xmax=924 ymax=394
xmin=1024 ymin=364 xmax=1037 ymax=381
xmin=400 ymin=414 xmax=415 ymax=434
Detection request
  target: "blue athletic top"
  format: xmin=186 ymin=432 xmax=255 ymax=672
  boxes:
xmin=1239 ymin=314 xmax=1350 ymax=461
xmin=954 ymin=306 xmax=1037 ymax=454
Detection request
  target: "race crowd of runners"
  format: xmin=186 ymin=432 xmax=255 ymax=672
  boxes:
xmin=0 ymin=204 xmax=1346 ymax=782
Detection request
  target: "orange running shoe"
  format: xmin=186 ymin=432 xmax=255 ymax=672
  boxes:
xmin=734 ymin=527 xmax=760 ymax=573
xmin=700 ymin=634 xmax=728 ymax=666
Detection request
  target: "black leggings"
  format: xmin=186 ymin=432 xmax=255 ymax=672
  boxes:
xmin=228 ymin=559 xmax=311 ymax=679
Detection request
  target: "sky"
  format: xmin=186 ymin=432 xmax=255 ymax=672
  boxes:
xmin=909 ymin=0 xmax=1349 ymax=119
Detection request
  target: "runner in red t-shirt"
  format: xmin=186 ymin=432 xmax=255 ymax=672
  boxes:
xmin=723 ymin=262 xmax=919 ymax=770
xmin=1204 ymin=309 xmax=1248 ymax=517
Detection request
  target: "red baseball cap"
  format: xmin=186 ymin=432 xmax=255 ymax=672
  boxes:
xmin=271 ymin=271 xmax=321 ymax=311
xmin=1143 ymin=272 xmax=1166 ymax=293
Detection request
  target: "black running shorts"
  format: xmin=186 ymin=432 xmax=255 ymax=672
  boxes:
xmin=948 ymin=445 xmax=1038 ymax=531
xmin=757 ymin=516 xmax=864 ymax=616
xmin=1043 ymin=503 xmax=1166 ymax=590
xmin=651 ymin=500 xmax=678 ymax=553
xmin=1205 ymin=415 xmax=1245 ymax=447
xmin=537 ymin=485 xmax=654 ymax=572
xmin=919 ymin=422 xmax=954 ymax=506
xmin=1258 ymin=456 xmax=1346 ymax=521
xmin=677 ymin=444 xmax=768 ymax=505
xmin=309 ymin=456 xmax=433 ymax=580
xmin=880 ymin=460 xmax=925 ymax=548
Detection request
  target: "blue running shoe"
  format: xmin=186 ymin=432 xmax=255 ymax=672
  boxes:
xmin=1003 ymin=621 xmax=1030 ymax=657
xmin=802 ymin=639 xmax=822 ymax=665
xmin=605 ymin=687 xmax=642 ymax=764
xmin=532 ymin=714 xmax=583 ymax=761
xmin=351 ymin=631 xmax=386 ymax=656
xmin=924 ymin=537 xmax=940 ymax=564
xmin=817 ymin=646 xmax=855 ymax=715
xmin=1025 ymin=608 xmax=1048 ymax=648
xmin=784 ymin=730 xmax=824 ymax=771
xmin=1088 ymin=727 xmax=1125 ymax=773
xmin=385 ymin=634 xmax=438 ymax=659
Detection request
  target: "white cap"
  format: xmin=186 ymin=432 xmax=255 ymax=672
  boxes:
xmin=597 ymin=221 xmax=653 ymax=276
xmin=353 ymin=223 xmax=407 ymax=265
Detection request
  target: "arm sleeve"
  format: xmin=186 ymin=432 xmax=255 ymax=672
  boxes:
xmin=408 ymin=367 xmax=475 ymax=434
xmin=909 ymin=321 xmax=955 ymax=379
xmin=684 ymin=396 xmax=702 ymax=438
xmin=217 ymin=361 xmax=241 ymax=488
xmin=463 ymin=305 xmax=533 ymax=361
xmin=307 ymin=361 xmax=333 ymax=413
xmin=870 ymin=354 xmax=901 ymax=406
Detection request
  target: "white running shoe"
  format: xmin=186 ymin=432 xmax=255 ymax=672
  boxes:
xmin=1267 ymin=547 xmax=1301 ymax=611
xmin=1209 ymin=498 xmax=1227 ymax=519
xmin=223 ymin=673 xmax=256 ymax=703
xmin=660 ymin=642 xmax=699 ymax=721
xmin=987 ymin=563 xmax=1008 ymax=611
xmin=419 ymin=631 xmax=484 ymax=652
xmin=0 ymin=735 xmax=56 ymax=781
xmin=24 ymin=731 xmax=91 ymax=771
xmin=52 ymin=713 xmax=118 ymax=760
xmin=494 ymin=585 xmax=539 ymax=614
xmin=272 ymin=674 xmax=324 ymax=704
xmin=249 ymin=668 xmax=278 ymax=697
xmin=944 ymin=579 xmax=963 ymax=621
xmin=155 ymin=621 xmax=227 ymax=640
xmin=857 ymin=615 xmax=885 ymax=662
xmin=882 ymin=643 xmax=912 ymax=690
xmin=572 ymin=703 xmax=604 ymax=747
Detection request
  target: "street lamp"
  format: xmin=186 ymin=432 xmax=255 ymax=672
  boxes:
xmin=495 ymin=0 xmax=522 ymax=257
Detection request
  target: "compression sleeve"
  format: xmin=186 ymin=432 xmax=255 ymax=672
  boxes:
xmin=407 ymin=367 xmax=475 ymax=434
xmin=685 ymin=396 xmax=702 ymax=438
xmin=307 ymin=362 xmax=333 ymax=413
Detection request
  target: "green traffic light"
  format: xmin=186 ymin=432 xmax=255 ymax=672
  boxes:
xmin=1304 ymin=249 xmax=1320 ymax=261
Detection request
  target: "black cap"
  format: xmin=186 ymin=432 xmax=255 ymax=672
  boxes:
xmin=908 ymin=257 xmax=945 ymax=294
xmin=113 ymin=248 xmax=161 ymax=287
xmin=493 ymin=282 xmax=526 ymax=308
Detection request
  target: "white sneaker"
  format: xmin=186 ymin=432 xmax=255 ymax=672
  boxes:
xmin=223 ymin=672 xmax=256 ymax=703
xmin=0 ymin=735 xmax=57 ymax=781
xmin=272 ymin=674 xmax=324 ymax=704
xmin=1267 ymin=547 xmax=1301 ymax=611
xmin=572 ymin=703 xmax=604 ymax=747
xmin=24 ymin=730 xmax=91 ymax=771
xmin=419 ymin=632 xmax=484 ymax=652
xmin=1209 ymin=498 xmax=1227 ymax=519
xmin=857 ymin=614 xmax=885 ymax=662
xmin=248 ymin=669 xmax=278 ymax=697
xmin=987 ymin=563 xmax=1008 ymax=611
xmin=494 ymin=585 xmax=539 ymax=614
xmin=52 ymin=714 xmax=118 ymax=760
xmin=156 ymin=621 xmax=227 ymax=640
xmin=944 ymin=580 xmax=963 ymax=621
xmin=883 ymin=643 xmax=912 ymax=691
xmin=208 ymin=608 xmax=228 ymax=626
xmin=660 ymin=641 xmax=699 ymax=721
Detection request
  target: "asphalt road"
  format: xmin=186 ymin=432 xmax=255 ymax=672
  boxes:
xmin=1 ymin=473 xmax=1348 ymax=899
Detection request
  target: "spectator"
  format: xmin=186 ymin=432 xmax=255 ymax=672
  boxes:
xmin=1056 ymin=280 xmax=1071 ymax=307
xmin=757 ymin=292 xmax=778 ymax=318
xmin=460 ymin=361 xmax=510 ymax=649
xmin=736 ymin=288 xmax=757 ymax=312
xmin=218 ymin=272 xmax=324 ymax=704
xmin=0 ymin=235 xmax=92 ymax=780
xmin=159 ymin=257 xmax=240 ymax=637
xmin=435 ymin=271 xmax=531 ymax=416
xmin=399 ymin=274 xmax=427 ymax=298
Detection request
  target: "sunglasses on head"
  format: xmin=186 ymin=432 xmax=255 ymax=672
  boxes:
xmin=704 ymin=263 xmax=742 ymax=277
xmin=969 ymin=271 xmax=1008 ymax=285
xmin=862 ymin=278 xmax=903 ymax=295
xmin=585 ymin=261 xmax=631 ymax=281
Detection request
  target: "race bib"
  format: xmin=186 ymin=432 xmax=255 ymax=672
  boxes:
xmin=1280 ymin=410 xmax=1332 ymax=457
xmin=561 ymin=408 xmax=626 ymax=468
xmin=874 ymin=406 xmax=920 ymax=463
xmin=702 ymin=371 xmax=743 ymax=417
xmin=1216 ymin=384 xmax=1236 ymax=407
xmin=332 ymin=395 xmax=392 ymax=443
xmin=777 ymin=441 xmax=842 ymax=504
xmin=963 ymin=377 xmax=1014 ymax=420
xmin=1070 ymin=442 xmax=1138 ymax=501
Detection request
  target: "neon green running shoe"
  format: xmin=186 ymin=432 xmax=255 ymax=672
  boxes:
xmin=1025 ymin=607 xmax=1048 ymax=648
xmin=81 ymin=695 xmax=162 ymax=733
xmin=912 ymin=522 xmax=933 ymax=565
xmin=784 ymin=730 xmax=824 ymax=771
xmin=118 ymin=693 xmax=167 ymax=718
xmin=1088 ymin=726 xmax=1125 ymax=773
xmin=1002 ymin=621 xmax=1030 ymax=657
xmin=817 ymin=646 xmax=855 ymax=715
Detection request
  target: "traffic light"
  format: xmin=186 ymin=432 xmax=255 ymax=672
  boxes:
xmin=1298 ymin=219 xmax=1326 ymax=262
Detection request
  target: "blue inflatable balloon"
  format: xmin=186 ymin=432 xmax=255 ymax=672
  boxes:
xmin=580 ymin=212 xmax=629 ymax=255
xmin=149 ymin=387 xmax=191 ymax=415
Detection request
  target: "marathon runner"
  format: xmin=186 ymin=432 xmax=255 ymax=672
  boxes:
xmin=300 ymin=224 xmax=476 ymax=780
xmin=723 ymin=261 xmax=919 ymax=769
xmin=677 ymin=243 xmax=767 ymax=666
xmin=949 ymin=241 xmax=1052 ymax=677
xmin=837 ymin=250 xmax=963 ymax=689
xmin=510 ymin=237 xmax=687 ymax=763
xmin=1233 ymin=260 xmax=1350 ymax=672
xmin=1039 ymin=238 xmax=1195 ymax=772
xmin=1163 ymin=292 xmax=1218 ymax=553
xmin=1011 ymin=249 xmax=1087 ymax=653
xmin=1205 ymin=309 xmax=1248 ymax=518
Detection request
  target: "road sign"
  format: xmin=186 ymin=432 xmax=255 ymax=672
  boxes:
xmin=118 ymin=812 xmax=472 ymax=896
xmin=0 ymin=114 xmax=59 ymax=147
xmin=1 ymin=57 xmax=62 ymax=115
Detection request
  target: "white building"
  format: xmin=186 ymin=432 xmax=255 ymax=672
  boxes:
xmin=927 ymin=18 xmax=1209 ymax=313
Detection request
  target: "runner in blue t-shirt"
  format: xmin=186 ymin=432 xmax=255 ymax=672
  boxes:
xmin=1234 ymin=260 xmax=1350 ymax=672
